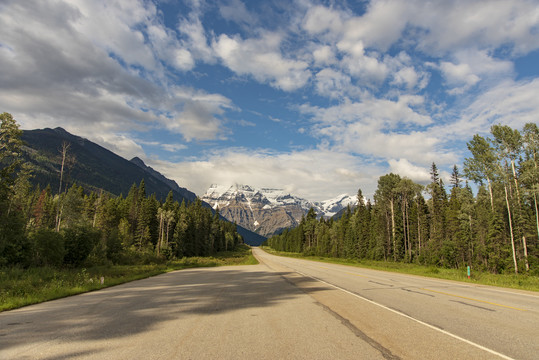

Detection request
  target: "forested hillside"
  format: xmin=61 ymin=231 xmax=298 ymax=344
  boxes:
xmin=0 ymin=113 xmax=242 ymax=268
xmin=265 ymin=123 xmax=539 ymax=275
xmin=21 ymin=127 xmax=197 ymax=203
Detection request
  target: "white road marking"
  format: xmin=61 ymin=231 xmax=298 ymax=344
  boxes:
xmin=293 ymin=269 xmax=516 ymax=360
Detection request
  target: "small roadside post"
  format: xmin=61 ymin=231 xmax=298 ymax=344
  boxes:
xmin=467 ymin=266 xmax=471 ymax=279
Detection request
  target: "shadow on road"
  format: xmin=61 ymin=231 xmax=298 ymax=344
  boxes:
xmin=0 ymin=265 xmax=330 ymax=351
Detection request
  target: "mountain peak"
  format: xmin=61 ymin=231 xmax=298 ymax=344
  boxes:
xmin=201 ymin=184 xmax=357 ymax=237
xmin=129 ymin=156 xmax=146 ymax=167
xmin=53 ymin=126 xmax=68 ymax=133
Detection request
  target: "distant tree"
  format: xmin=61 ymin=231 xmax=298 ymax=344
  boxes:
xmin=491 ymin=124 xmax=529 ymax=272
xmin=0 ymin=112 xmax=23 ymax=210
xmin=490 ymin=125 xmax=521 ymax=274
xmin=58 ymin=141 xmax=71 ymax=194
xmin=522 ymin=123 xmax=539 ymax=247
xmin=374 ymin=173 xmax=401 ymax=261
xmin=450 ymin=165 xmax=461 ymax=189
xmin=464 ymin=135 xmax=496 ymax=210
xmin=0 ymin=113 xmax=28 ymax=265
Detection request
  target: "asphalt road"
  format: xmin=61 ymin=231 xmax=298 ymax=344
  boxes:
xmin=253 ymin=248 xmax=539 ymax=360
xmin=1 ymin=248 xmax=538 ymax=359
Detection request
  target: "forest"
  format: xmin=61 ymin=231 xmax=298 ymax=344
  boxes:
xmin=265 ymin=123 xmax=539 ymax=276
xmin=0 ymin=112 xmax=243 ymax=269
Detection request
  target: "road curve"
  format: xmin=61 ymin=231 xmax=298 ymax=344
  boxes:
xmin=1 ymin=248 xmax=537 ymax=359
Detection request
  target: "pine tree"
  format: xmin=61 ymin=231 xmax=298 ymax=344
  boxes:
xmin=0 ymin=113 xmax=29 ymax=265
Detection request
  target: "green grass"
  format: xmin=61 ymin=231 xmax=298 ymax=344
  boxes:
xmin=261 ymin=247 xmax=539 ymax=292
xmin=0 ymin=245 xmax=258 ymax=312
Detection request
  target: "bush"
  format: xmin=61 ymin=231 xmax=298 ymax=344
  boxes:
xmin=31 ymin=229 xmax=65 ymax=267
xmin=62 ymin=225 xmax=100 ymax=266
xmin=0 ymin=212 xmax=31 ymax=267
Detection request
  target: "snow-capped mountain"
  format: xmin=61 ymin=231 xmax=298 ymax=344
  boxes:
xmin=315 ymin=193 xmax=358 ymax=217
xmin=201 ymin=184 xmax=357 ymax=237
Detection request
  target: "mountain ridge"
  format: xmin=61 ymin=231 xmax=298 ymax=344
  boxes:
xmin=21 ymin=127 xmax=196 ymax=203
xmin=202 ymin=184 xmax=356 ymax=237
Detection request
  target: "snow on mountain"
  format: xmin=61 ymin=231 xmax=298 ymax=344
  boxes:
xmin=201 ymin=184 xmax=357 ymax=237
xmin=315 ymin=193 xmax=357 ymax=218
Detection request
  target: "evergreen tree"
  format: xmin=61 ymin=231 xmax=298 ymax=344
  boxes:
xmin=0 ymin=113 xmax=28 ymax=265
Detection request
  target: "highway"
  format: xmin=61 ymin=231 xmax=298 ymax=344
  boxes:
xmin=253 ymin=248 xmax=539 ymax=360
xmin=1 ymin=247 xmax=537 ymax=359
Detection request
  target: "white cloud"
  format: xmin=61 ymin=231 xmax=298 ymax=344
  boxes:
xmin=299 ymin=0 xmax=539 ymax=93
xmin=178 ymin=13 xmax=216 ymax=63
xmin=163 ymin=101 xmax=223 ymax=141
xmin=392 ymin=67 xmax=420 ymax=89
xmin=340 ymin=1 xmax=409 ymax=52
xmin=440 ymin=61 xmax=480 ymax=94
xmin=314 ymin=69 xmax=354 ymax=99
xmin=439 ymin=49 xmax=514 ymax=94
xmin=388 ymin=159 xmax=431 ymax=184
xmin=455 ymin=78 xmax=539 ymax=135
xmin=213 ymin=32 xmax=311 ymax=91
xmin=299 ymin=96 xmax=462 ymax=167
xmin=219 ymin=0 xmax=258 ymax=28
xmin=408 ymin=0 xmax=539 ymax=55
xmin=302 ymin=5 xmax=345 ymax=37
xmin=304 ymin=96 xmax=431 ymax=128
xmin=91 ymin=133 xmax=146 ymax=160
xmin=162 ymin=143 xmax=188 ymax=152
xmin=70 ymin=0 xmax=160 ymax=73
xmin=312 ymin=45 xmax=337 ymax=66
xmin=0 ymin=0 xmax=238 ymax=146
xmin=150 ymin=148 xmax=385 ymax=201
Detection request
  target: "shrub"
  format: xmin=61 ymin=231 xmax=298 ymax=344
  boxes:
xmin=31 ymin=228 xmax=65 ymax=267
xmin=62 ymin=225 xmax=100 ymax=266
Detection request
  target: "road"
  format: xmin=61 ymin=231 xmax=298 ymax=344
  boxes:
xmin=0 ymin=248 xmax=537 ymax=359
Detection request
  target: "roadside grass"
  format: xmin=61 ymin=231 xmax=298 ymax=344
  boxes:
xmin=261 ymin=247 xmax=539 ymax=292
xmin=0 ymin=244 xmax=258 ymax=312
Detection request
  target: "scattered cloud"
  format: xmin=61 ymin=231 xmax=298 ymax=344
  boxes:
xmin=1 ymin=0 xmax=538 ymax=200
xmin=388 ymin=159 xmax=431 ymax=184
xmin=150 ymin=147 xmax=384 ymax=201
xmin=212 ymin=32 xmax=311 ymax=91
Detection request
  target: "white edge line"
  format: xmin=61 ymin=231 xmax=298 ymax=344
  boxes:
xmin=294 ymin=269 xmax=515 ymax=360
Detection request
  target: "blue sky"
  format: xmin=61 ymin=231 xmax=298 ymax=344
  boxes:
xmin=1 ymin=0 xmax=539 ymax=201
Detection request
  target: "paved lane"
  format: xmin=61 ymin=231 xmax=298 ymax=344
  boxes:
xmin=2 ymin=249 xmax=537 ymax=359
xmin=253 ymin=248 xmax=539 ymax=360
xmin=1 ymin=264 xmax=389 ymax=359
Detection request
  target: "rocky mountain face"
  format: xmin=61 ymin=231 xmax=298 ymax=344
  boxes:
xmin=201 ymin=184 xmax=357 ymax=237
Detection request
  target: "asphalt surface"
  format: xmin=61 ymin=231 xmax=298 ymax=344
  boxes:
xmin=254 ymin=248 xmax=539 ymax=360
xmin=1 ymin=248 xmax=537 ymax=359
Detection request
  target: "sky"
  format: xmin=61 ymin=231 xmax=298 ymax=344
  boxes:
xmin=1 ymin=0 xmax=539 ymax=201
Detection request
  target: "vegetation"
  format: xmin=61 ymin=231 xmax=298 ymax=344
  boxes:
xmin=0 ymin=112 xmax=246 ymax=308
xmin=0 ymin=244 xmax=257 ymax=311
xmin=262 ymin=247 xmax=539 ymax=291
xmin=265 ymin=123 xmax=539 ymax=278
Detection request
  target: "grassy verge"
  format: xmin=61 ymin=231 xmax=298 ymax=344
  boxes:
xmin=0 ymin=244 xmax=258 ymax=312
xmin=261 ymin=247 xmax=539 ymax=292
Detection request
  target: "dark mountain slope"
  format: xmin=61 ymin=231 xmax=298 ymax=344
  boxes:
xmin=21 ymin=127 xmax=196 ymax=203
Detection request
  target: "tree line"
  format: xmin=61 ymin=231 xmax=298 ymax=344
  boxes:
xmin=0 ymin=112 xmax=243 ymax=268
xmin=265 ymin=123 xmax=539 ymax=275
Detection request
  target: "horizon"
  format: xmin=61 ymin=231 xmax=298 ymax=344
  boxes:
xmin=2 ymin=0 xmax=539 ymax=202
